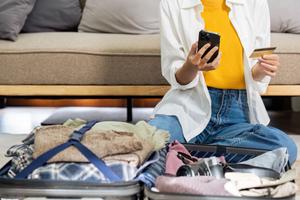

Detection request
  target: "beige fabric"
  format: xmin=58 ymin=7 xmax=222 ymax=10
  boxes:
xmin=58 ymin=119 xmax=169 ymax=164
xmin=33 ymin=125 xmax=144 ymax=163
xmin=64 ymin=119 xmax=170 ymax=152
xmin=225 ymin=169 xmax=296 ymax=190
xmin=103 ymin=154 xmax=140 ymax=167
xmin=239 ymin=182 xmax=298 ymax=198
xmin=0 ymin=32 xmax=164 ymax=85
xmin=270 ymin=33 xmax=300 ymax=84
xmin=271 ymin=33 xmax=300 ymax=53
xmin=0 ymin=32 xmax=160 ymax=55
xmin=0 ymin=32 xmax=299 ymax=85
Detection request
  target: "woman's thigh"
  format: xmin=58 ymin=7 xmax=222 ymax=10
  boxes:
xmin=206 ymin=123 xmax=297 ymax=164
xmin=148 ymin=115 xmax=186 ymax=143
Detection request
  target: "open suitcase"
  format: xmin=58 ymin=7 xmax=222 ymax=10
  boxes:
xmin=0 ymin=128 xmax=296 ymax=200
xmin=144 ymin=144 xmax=296 ymax=200
xmin=0 ymin=121 xmax=143 ymax=200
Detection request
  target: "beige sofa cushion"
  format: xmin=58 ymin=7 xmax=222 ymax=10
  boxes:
xmin=0 ymin=32 xmax=299 ymax=85
xmin=0 ymin=32 xmax=165 ymax=85
xmin=271 ymin=33 xmax=300 ymax=85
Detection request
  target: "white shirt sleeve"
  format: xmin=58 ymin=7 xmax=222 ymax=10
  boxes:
xmin=251 ymin=0 xmax=272 ymax=94
xmin=160 ymin=0 xmax=199 ymax=90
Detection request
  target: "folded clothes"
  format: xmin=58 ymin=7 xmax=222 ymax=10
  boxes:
xmin=156 ymin=176 xmax=232 ymax=196
xmin=61 ymin=119 xmax=170 ymax=164
xmin=29 ymin=162 xmax=137 ymax=183
xmin=225 ymin=169 xmax=296 ymax=190
xmin=239 ymin=182 xmax=298 ymax=198
xmin=34 ymin=125 xmax=144 ymax=163
xmin=64 ymin=119 xmax=170 ymax=151
xmin=103 ymin=154 xmax=140 ymax=167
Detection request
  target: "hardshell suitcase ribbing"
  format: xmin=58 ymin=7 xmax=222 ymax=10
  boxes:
xmin=144 ymin=144 xmax=296 ymax=200
xmin=0 ymin=178 xmax=141 ymax=199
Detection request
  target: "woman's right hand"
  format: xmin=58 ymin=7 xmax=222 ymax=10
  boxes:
xmin=186 ymin=42 xmax=221 ymax=72
xmin=175 ymin=42 xmax=222 ymax=85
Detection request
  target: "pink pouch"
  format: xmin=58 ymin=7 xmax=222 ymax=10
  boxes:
xmin=165 ymin=141 xmax=197 ymax=175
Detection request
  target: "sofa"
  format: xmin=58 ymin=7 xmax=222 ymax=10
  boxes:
xmin=0 ymin=32 xmax=299 ymax=93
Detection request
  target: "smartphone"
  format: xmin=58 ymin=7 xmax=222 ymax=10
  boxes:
xmin=198 ymin=30 xmax=221 ymax=63
xmin=249 ymin=47 xmax=277 ymax=59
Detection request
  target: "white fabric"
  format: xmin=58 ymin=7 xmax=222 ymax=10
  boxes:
xmin=225 ymin=169 xmax=296 ymax=190
xmin=153 ymin=0 xmax=271 ymax=141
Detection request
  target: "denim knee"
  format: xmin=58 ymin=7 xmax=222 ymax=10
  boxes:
xmin=256 ymin=125 xmax=298 ymax=164
xmin=148 ymin=115 xmax=186 ymax=143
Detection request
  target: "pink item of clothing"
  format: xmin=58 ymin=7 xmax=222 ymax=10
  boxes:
xmin=156 ymin=176 xmax=232 ymax=196
xmin=165 ymin=140 xmax=196 ymax=175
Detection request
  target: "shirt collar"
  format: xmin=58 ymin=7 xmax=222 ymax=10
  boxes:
xmin=180 ymin=0 xmax=245 ymax=9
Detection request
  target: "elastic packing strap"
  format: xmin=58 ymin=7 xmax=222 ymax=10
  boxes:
xmin=15 ymin=121 xmax=121 ymax=182
xmin=0 ymin=160 xmax=12 ymax=177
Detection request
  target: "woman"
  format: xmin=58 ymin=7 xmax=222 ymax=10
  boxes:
xmin=149 ymin=0 xmax=297 ymax=164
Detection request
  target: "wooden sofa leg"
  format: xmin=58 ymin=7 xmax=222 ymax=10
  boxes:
xmin=126 ymin=97 xmax=133 ymax=122
xmin=0 ymin=97 xmax=7 ymax=109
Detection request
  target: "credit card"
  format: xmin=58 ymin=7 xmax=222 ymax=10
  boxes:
xmin=249 ymin=47 xmax=277 ymax=58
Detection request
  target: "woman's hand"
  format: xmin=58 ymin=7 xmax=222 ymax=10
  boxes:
xmin=175 ymin=42 xmax=222 ymax=85
xmin=252 ymin=54 xmax=280 ymax=81
xmin=186 ymin=42 xmax=222 ymax=72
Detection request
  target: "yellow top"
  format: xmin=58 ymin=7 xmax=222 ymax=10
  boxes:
xmin=201 ymin=0 xmax=245 ymax=89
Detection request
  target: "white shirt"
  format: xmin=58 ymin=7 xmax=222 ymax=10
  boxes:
xmin=153 ymin=0 xmax=272 ymax=141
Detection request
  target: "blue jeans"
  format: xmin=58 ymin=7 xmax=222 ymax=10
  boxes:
xmin=149 ymin=87 xmax=298 ymax=164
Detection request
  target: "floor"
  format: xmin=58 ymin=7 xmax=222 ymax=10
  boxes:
xmin=0 ymin=106 xmax=299 ymax=199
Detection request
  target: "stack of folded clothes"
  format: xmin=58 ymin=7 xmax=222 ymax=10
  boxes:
xmin=4 ymin=119 xmax=170 ymax=183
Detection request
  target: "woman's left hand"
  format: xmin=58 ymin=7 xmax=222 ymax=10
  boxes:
xmin=252 ymin=54 xmax=280 ymax=81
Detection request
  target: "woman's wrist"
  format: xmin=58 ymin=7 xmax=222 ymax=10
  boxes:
xmin=175 ymin=61 xmax=199 ymax=85
xmin=251 ymin=63 xmax=264 ymax=81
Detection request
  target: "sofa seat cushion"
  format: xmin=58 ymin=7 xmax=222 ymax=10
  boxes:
xmin=270 ymin=33 xmax=300 ymax=85
xmin=0 ymin=32 xmax=299 ymax=86
xmin=0 ymin=32 xmax=166 ymax=85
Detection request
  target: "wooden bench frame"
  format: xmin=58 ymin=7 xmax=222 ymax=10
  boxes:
xmin=0 ymin=85 xmax=299 ymax=121
xmin=0 ymin=85 xmax=300 ymax=96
